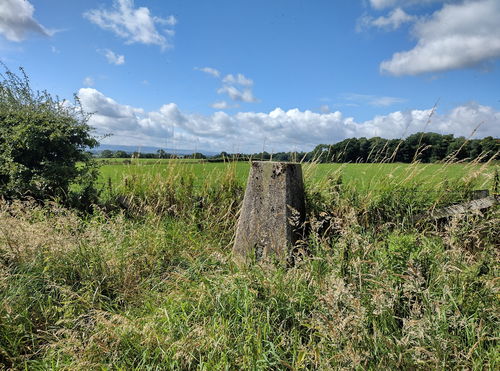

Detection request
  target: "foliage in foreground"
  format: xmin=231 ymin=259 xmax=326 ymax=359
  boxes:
xmin=1 ymin=163 xmax=499 ymax=370
xmin=0 ymin=66 xmax=98 ymax=205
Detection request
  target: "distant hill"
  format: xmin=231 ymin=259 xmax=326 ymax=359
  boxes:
xmin=93 ymin=144 xmax=218 ymax=157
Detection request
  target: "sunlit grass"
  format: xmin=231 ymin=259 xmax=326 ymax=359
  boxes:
xmin=98 ymin=159 xmax=497 ymax=192
xmin=1 ymin=159 xmax=498 ymax=369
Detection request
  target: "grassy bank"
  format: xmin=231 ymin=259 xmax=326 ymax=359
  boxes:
xmin=1 ymin=162 xmax=499 ymax=369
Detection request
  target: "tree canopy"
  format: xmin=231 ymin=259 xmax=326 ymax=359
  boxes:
xmin=0 ymin=66 xmax=98 ymax=204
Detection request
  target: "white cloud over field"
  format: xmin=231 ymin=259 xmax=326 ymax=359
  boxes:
xmin=78 ymin=88 xmax=500 ymax=153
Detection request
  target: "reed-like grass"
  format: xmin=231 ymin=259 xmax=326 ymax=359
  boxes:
xmin=0 ymin=159 xmax=498 ymax=370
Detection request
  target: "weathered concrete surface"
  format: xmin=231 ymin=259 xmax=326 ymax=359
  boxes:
xmin=428 ymin=195 xmax=498 ymax=219
xmin=414 ymin=193 xmax=498 ymax=222
xmin=470 ymin=189 xmax=490 ymax=200
xmin=233 ymin=161 xmax=306 ymax=262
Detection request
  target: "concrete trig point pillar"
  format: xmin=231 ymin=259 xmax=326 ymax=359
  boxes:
xmin=233 ymin=161 xmax=306 ymax=262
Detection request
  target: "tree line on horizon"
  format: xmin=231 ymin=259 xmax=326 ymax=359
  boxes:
xmin=101 ymin=132 xmax=499 ymax=164
xmin=303 ymin=132 xmax=499 ymax=163
xmin=98 ymin=149 xmax=207 ymax=160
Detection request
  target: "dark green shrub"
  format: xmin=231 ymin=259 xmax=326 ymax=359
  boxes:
xmin=0 ymin=65 xmax=98 ymax=204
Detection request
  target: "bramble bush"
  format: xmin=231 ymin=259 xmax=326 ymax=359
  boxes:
xmin=0 ymin=65 xmax=98 ymax=206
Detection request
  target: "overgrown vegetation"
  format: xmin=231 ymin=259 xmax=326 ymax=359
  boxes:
xmin=0 ymin=67 xmax=499 ymax=369
xmin=1 ymin=160 xmax=499 ymax=369
xmin=0 ymin=65 xmax=98 ymax=205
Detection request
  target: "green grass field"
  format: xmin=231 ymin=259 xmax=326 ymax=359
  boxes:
xmin=98 ymin=158 xmax=497 ymax=192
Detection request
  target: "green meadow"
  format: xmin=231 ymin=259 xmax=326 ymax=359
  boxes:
xmin=98 ymin=158 xmax=497 ymax=191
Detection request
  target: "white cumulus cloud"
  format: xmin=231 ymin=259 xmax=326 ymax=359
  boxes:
xmin=359 ymin=7 xmax=415 ymax=31
xmin=380 ymin=0 xmax=500 ymax=75
xmin=217 ymin=85 xmax=258 ymax=103
xmin=0 ymin=0 xmax=52 ymax=42
xmin=78 ymin=88 xmax=500 ymax=153
xmin=78 ymin=88 xmax=144 ymax=132
xmin=196 ymin=67 xmax=259 ymax=107
xmin=101 ymin=49 xmax=125 ymax=65
xmin=222 ymin=73 xmax=253 ymax=87
xmin=84 ymin=0 xmax=176 ymax=49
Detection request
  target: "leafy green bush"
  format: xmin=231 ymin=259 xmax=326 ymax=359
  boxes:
xmin=0 ymin=65 xmax=98 ymax=204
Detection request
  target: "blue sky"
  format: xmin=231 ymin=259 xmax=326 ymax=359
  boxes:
xmin=1 ymin=0 xmax=499 ymax=153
